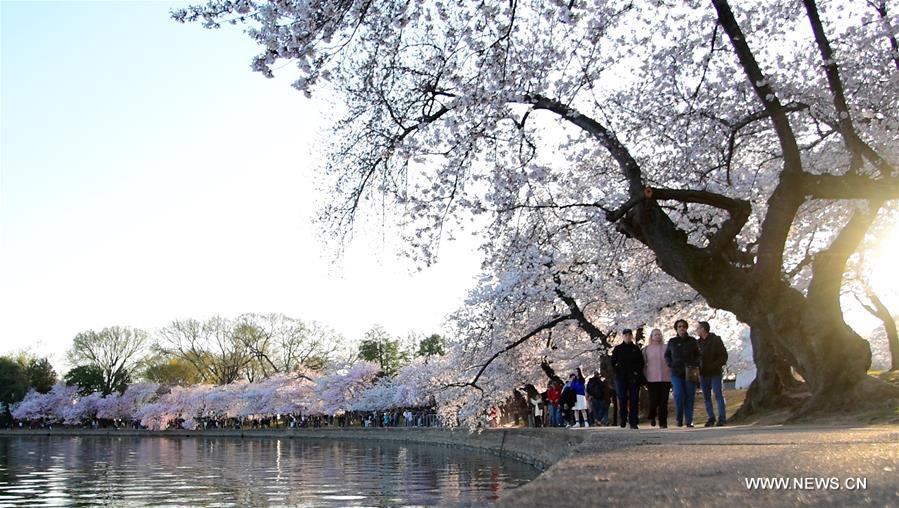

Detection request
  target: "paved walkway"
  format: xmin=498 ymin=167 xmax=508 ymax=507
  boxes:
xmin=497 ymin=425 xmax=899 ymax=507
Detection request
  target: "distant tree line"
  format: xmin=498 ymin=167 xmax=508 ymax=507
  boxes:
xmin=2 ymin=314 xmax=447 ymax=425
xmin=357 ymin=325 xmax=446 ymax=377
xmin=0 ymin=353 xmax=57 ymax=426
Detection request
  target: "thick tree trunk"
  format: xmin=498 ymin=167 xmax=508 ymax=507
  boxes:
xmin=737 ymin=284 xmax=896 ymax=418
xmin=733 ymin=326 xmax=800 ymax=420
xmin=622 ymin=200 xmax=899 ymax=420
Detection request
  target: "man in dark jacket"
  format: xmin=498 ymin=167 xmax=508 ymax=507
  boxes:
xmin=559 ymin=378 xmax=577 ymax=426
xmin=611 ymin=329 xmax=645 ymax=429
xmin=586 ymin=370 xmax=610 ymax=426
xmin=665 ymin=319 xmax=700 ymax=427
xmin=697 ymin=321 xmax=729 ymax=426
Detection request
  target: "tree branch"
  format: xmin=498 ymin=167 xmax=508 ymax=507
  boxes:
xmin=648 ymin=187 xmax=751 ymax=255
xmin=713 ymin=0 xmax=808 ymax=281
xmin=551 ymin=272 xmax=611 ymax=350
xmin=520 ymin=93 xmax=644 ymax=195
xmin=802 ymin=0 xmax=865 ymax=164
xmin=869 ymin=0 xmax=899 ymax=72
xmin=712 ymin=0 xmax=803 ymax=173
xmin=807 ymin=201 xmax=883 ymax=305
xmin=702 ymin=102 xmax=808 ymax=184
xmin=801 ymin=173 xmax=899 ymax=200
xmin=859 ymin=284 xmax=899 ymax=370
xmin=451 ymin=314 xmax=573 ymax=391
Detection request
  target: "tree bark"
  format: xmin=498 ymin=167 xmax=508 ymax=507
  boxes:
xmin=733 ymin=327 xmax=797 ymax=419
xmin=859 ymin=287 xmax=899 ymax=371
xmin=708 ymin=264 xmax=892 ymax=417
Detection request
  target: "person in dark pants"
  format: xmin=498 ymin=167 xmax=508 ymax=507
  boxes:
xmin=611 ymin=328 xmax=645 ymax=429
xmin=665 ymin=319 xmax=700 ymax=427
xmin=697 ymin=321 xmax=729 ymax=426
xmin=586 ymin=369 xmax=610 ymax=426
xmin=642 ymin=328 xmax=671 ymax=428
xmin=560 ymin=378 xmax=576 ymax=426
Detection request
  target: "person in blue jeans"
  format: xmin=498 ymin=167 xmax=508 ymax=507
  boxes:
xmin=697 ymin=321 xmax=729 ymax=426
xmin=665 ymin=319 xmax=700 ymax=427
xmin=546 ymin=379 xmax=563 ymax=427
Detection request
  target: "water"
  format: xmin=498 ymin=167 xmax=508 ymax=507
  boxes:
xmin=0 ymin=435 xmax=538 ymax=507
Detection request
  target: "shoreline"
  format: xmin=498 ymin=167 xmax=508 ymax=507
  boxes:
xmin=0 ymin=427 xmax=589 ymax=471
xmin=4 ymin=425 xmax=897 ymax=506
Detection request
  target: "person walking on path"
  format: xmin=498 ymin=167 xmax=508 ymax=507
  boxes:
xmin=611 ymin=329 xmax=644 ymax=429
xmin=569 ymin=369 xmax=590 ymax=427
xmin=665 ymin=319 xmax=700 ymax=427
xmin=642 ymin=328 xmax=671 ymax=428
xmin=697 ymin=321 xmax=729 ymax=427
xmin=586 ymin=369 xmax=610 ymax=426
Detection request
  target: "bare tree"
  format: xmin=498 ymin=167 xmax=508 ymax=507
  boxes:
xmin=848 ymin=277 xmax=899 ymax=371
xmin=67 ymin=326 xmax=148 ymax=395
xmin=156 ymin=317 xmax=252 ymax=385
xmin=234 ymin=313 xmax=342 ymax=379
xmin=156 ymin=314 xmax=342 ymax=384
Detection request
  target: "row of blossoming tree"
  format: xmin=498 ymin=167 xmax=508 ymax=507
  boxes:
xmin=10 ymin=357 xmax=458 ymax=430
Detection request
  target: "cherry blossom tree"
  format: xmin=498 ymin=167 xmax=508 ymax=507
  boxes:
xmin=351 ymin=356 xmax=440 ymax=411
xmin=134 ymin=385 xmax=206 ymax=430
xmin=96 ymin=382 xmax=162 ymax=422
xmin=315 ymin=361 xmax=380 ymax=415
xmin=62 ymin=392 xmax=104 ymax=425
xmin=262 ymin=371 xmax=318 ymax=415
xmin=11 ymin=382 xmax=78 ymax=424
xmin=175 ymin=0 xmax=899 ymax=418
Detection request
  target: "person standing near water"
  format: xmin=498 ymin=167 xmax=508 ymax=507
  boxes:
xmin=665 ymin=319 xmax=700 ymax=427
xmin=697 ymin=321 xmax=729 ymax=427
xmin=611 ymin=328 xmax=644 ymax=429
xmin=643 ymin=328 xmax=671 ymax=428
xmin=547 ymin=379 xmax=562 ymax=427
xmin=586 ymin=370 xmax=610 ymax=426
xmin=569 ymin=369 xmax=589 ymax=428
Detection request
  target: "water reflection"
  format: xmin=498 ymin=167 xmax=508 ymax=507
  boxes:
xmin=0 ymin=435 xmax=538 ymax=506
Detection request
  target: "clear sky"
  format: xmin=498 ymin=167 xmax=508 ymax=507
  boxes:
xmin=0 ymin=1 xmax=482 ymax=370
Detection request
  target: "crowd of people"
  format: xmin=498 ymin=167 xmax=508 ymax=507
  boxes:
xmin=526 ymin=320 xmax=729 ymax=430
xmin=10 ymin=408 xmax=442 ymax=432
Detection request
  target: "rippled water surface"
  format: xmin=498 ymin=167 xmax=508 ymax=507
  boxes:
xmin=0 ymin=434 xmax=538 ymax=506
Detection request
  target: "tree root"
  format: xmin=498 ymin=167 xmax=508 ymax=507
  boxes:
xmin=785 ymin=375 xmax=899 ymax=423
xmin=733 ymin=375 xmax=899 ymax=425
